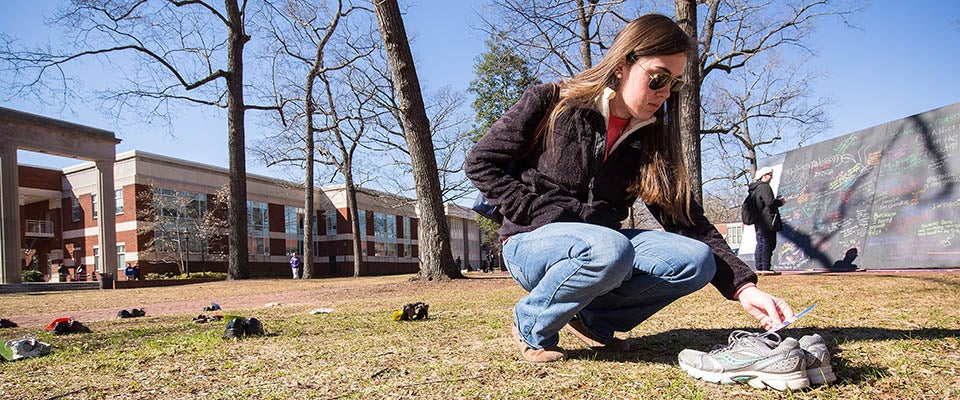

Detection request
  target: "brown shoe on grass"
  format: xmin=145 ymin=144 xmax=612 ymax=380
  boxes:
xmin=565 ymin=319 xmax=630 ymax=352
xmin=511 ymin=326 xmax=566 ymax=363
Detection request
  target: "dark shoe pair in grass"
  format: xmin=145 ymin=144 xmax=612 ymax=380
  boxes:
xmin=222 ymin=317 xmax=265 ymax=339
xmin=117 ymin=308 xmax=146 ymax=318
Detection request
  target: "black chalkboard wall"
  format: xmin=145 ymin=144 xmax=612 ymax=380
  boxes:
xmin=772 ymin=102 xmax=960 ymax=270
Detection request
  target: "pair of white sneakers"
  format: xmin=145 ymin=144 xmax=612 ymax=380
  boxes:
xmin=1 ymin=337 xmax=51 ymax=361
xmin=678 ymin=330 xmax=837 ymax=391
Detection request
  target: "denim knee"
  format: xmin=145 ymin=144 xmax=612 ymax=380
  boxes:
xmin=575 ymin=230 xmax=635 ymax=290
xmin=681 ymin=241 xmax=716 ymax=291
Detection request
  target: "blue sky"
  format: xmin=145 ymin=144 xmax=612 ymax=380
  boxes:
xmin=4 ymin=1 xmax=960 ymax=185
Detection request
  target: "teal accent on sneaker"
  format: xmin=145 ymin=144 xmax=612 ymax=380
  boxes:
xmin=678 ymin=330 xmax=810 ymax=391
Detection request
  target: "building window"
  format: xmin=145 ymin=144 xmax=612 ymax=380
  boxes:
xmin=116 ymin=244 xmax=126 ymax=270
xmin=326 ymin=210 xmax=338 ymax=236
xmin=284 ymin=206 xmax=303 ymax=235
xmin=373 ymin=212 xmax=398 ymax=257
xmin=726 ymin=225 xmax=743 ymax=249
xmin=152 ymin=188 xmax=207 ymax=254
xmin=357 ymin=210 xmax=366 ymax=236
xmin=115 ymin=189 xmax=124 ymax=214
xmin=71 ymin=196 xmax=80 ymax=222
xmin=284 ymin=206 xmax=305 ymax=256
xmin=356 ymin=210 xmax=368 ymax=256
xmin=247 ymin=201 xmax=269 ymax=256
xmin=92 ymin=194 xmax=98 ymax=219
xmin=93 ymin=247 xmax=100 ymax=271
xmin=402 ymin=216 xmax=412 ymax=258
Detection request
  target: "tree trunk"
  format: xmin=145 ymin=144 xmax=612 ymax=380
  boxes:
xmin=676 ymin=0 xmax=703 ymax=204
xmin=345 ymin=170 xmax=363 ymax=277
xmin=303 ymin=68 xmax=317 ymax=279
xmin=575 ymin=0 xmax=593 ymax=68
xmin=372 ymin=0 xmax=461 ymax=281
xmin=225 ymin=0 xmax=250 ymax=280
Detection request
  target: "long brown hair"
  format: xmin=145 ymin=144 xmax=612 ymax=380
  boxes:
xmin=549 ymin=14 xmax=693 ymax=225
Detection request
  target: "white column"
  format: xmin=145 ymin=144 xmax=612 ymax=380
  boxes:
xmin=95 ymin=160 xmax=118 ymax=278
xmin=0 ymin=143 xmax=21 ymax=284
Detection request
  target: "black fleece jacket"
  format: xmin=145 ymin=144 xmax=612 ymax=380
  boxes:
xmin=748 ymin=180 xmax=783 ymax=232
xmin=465 ymin=83 xmax=757 ymax=299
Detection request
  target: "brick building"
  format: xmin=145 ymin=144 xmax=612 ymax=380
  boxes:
xmin=16 ymin=150 xmax=482 ymax=282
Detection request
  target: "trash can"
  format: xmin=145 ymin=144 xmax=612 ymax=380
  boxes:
xmin=99 ymin=273 xmax=114 ymax=289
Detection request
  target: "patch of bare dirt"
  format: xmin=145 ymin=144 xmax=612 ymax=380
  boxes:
xmin=1 ymin=272 xmax=515 ymax=327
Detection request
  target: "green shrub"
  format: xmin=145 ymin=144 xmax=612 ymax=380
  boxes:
xmin=22 ymin=269 xmax=44 ymax=282
xmin=185 ymin=271 xmax=228 ymax=280
xmin=143 ymin=271 xmax=227 ymax=280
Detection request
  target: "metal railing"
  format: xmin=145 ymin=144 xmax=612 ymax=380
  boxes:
xmin=25 ymin=220 xmax=54 ymax=237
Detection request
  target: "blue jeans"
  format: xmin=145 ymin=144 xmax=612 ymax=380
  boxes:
xmin=503 ymin=222 xmax=717 ymax=349
xmin=754 ymin=228 xmax=777 ymax=271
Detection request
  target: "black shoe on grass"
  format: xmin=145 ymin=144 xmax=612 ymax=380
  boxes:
xmin=223 ymin=318 xmax=247 ymax=339
xmin=53 ymin=321 xmax=71 ymax=335
xmin=245 ymin=318 xmax=265 ymax=337
xmin=69 ymin=320 xmax=91 ymax=334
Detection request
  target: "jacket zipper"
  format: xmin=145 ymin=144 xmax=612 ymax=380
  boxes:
xmin=587 ymin=127 xmax=606 ymax=204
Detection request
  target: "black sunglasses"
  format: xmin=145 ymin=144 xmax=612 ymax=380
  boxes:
xmin=640 ymin=64 xmax=685 ymax=92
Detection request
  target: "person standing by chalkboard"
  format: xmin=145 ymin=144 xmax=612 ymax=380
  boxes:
xmin=748 ymin=168 xmax=785 ymax=275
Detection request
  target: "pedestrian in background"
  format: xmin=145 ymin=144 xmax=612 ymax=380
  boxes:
xmin=748 ymin=168 xmax=785 ymax=275
xmin=289 ymin=252 xmax=302 ymax=279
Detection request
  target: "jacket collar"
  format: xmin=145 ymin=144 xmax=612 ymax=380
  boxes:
xmin=596 ymin=87 xmax=657 ymax=150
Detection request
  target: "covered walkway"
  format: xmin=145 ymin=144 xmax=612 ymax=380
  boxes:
xmin=0 ymin=107 xmax=120 ymax=284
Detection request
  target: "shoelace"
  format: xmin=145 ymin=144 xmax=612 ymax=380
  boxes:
xmin=709 ymin=330 xmax=782 ymax=354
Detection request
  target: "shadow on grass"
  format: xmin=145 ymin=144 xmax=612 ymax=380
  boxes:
xmin=567 ymin=326 xmax=960 ymax=385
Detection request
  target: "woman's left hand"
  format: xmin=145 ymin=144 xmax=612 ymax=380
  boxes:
xmin=737 ymin=286 xmax=795 ymax=331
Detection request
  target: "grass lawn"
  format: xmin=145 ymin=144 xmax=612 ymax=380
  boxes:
xmin=0 ymin=271 xmax=958 ymax=399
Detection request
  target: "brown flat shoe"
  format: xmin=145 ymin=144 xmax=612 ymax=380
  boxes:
xmin=511 ymin=326 xmax=566 ymax=363
xmin=565 ymin=319 xmax=630 ymax=352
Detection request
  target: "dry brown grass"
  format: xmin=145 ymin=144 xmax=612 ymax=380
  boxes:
xmin=1 ymin=271 xmax=958 ymax=399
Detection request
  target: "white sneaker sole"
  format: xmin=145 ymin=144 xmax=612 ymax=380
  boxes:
xmin=680 ymin=363 xmax=811 ymax=391
xmin=806 ymin=365 xmax=837 ymax=385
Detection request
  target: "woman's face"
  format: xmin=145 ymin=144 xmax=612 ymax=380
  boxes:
xmin=610 ymin=52 xmax=687 ymax=121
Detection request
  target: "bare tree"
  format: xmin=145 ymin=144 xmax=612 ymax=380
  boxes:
xmin=701 ymin=56 xmax=828 ymax=188
xmin=372 ymin=0 xmax=460 ymax=281
xmin=0 ymin=0 xmax=280 ymax=280
xmin=478 ymin=0 xmax=636 ymax=78
xmin=254 ymin=0 xmax=377 ymax=278
xmin=678 ymin=0 xmax=856 ymax=202
xmin=367 ymin=85 xmax=476 ymax=205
